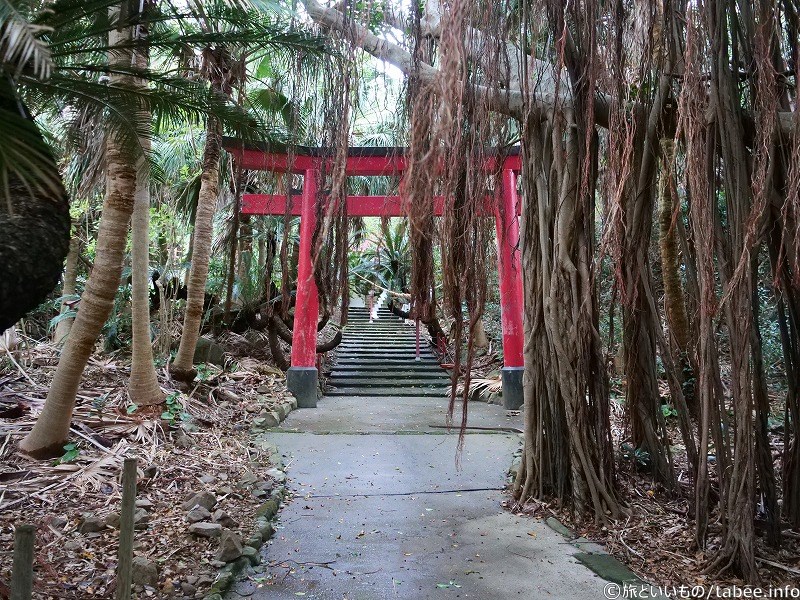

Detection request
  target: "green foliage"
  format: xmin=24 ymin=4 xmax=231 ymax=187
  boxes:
xmin=101 ymin=277 xmax=132 ymax=352
xmin=620 ymin=443 xmax=651 ymax=471
xmin=161 ymin=391 xmax=190 ymax=425
xmin=661 ymin=404 xmax=678 ymax=419
xmin=349 ymin=220 xmax=410 ymax=297
xmin=55 ymin=442 xmax=80 ymax=465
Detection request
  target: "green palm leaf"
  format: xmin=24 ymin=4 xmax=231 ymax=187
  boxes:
xmin=0 ymin=0 xmax=53 ymax=78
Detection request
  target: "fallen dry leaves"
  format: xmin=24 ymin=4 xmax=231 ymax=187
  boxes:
xmin=0 ymin=332 xmax=290 ymax=599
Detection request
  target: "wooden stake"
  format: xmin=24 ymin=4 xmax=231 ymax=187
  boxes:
xmin=115 ymin=457 xmax=137 ymax=600
xmin=11 ymin=524 xmax=35 ymax=600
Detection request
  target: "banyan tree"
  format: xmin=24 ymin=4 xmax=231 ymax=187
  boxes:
xmin=290 ymin=0 xmax=800 ymax=583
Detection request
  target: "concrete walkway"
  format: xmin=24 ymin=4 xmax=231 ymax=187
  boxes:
xmin=227 ymin=397 xmax=610 ymax=599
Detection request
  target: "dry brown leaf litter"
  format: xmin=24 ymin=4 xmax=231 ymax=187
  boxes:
xmin=0 ymin=335 xmax=290 ymax=599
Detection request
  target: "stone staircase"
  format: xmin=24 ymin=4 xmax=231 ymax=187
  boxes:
xmin=326 ymin=306 xmax=451 ymax=397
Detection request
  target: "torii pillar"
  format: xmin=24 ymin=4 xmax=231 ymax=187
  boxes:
xmin=286 ymin=168 xmax=319 ymax=408
xmin=495 ymin=169 xmax=524 ymax=409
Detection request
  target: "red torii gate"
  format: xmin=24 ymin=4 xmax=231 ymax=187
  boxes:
xmin=224 ymin=140 xmax=524 ymax=410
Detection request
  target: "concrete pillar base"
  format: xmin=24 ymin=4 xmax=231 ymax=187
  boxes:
xmin=501 ymin=367 xmax=524 ymax=410
xmin=287 ymin=367 xmax=318 ymax=408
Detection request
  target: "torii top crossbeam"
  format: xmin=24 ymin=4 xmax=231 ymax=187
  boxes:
xmin=224 ymin=138 xmax=522 ymax=176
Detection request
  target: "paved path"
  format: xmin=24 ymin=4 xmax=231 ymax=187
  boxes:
xmin=227 ymin=397 xmax=609 ymax=599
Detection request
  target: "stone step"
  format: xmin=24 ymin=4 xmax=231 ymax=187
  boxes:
xmin=338 ymin=343 xmax=422 ymax=350
xmin=345 ymin=324 xmax=410 ymax=328
xmin=337 ymin=347 xmax=433 ymax=353
xmin=339 ymin=338 xmax=419 ymax=343
xmin=330 ymin=377 xmax=449 ymax=387
xmin=344 ymin=324 xmax=407 ymax=329
xmin=330 ymin=364 xmax=445 ymax=373
xmin=329 ymin=370 xmax=447 ymax=379
xmin=336 ymin=353 xmax=435 ymax=360
xmin=334 ymin=357 xmax=441 ymax=365
xmin=325 ymin=386 xmax=448 ymax=397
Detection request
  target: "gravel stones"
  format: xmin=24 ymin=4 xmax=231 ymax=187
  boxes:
xmin=214 ymin=530 xmax=243 ymax=562
xmin=186 ymin=506 xmax=212 ymax=524
xmin=188 ymin=522 xmax=222 ymax=538
xmin=79 ymin=514 xmax=105 ymax=534
xmin=131 ymin=556 xmax=158 ymax=587
xmin=182 ymin=491 xmax=217 ymax=511
xmin=211 ymin=509 xmax=238 ymax=529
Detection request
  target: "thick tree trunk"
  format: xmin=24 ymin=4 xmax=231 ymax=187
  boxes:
xmin=54 ymin=235 xmax=80 ymax=345
xmin=515 ymin=114 xmax=619 ymax=522
xmin=171 ymin=116 xmax=222 ymax=382
xmin=20 ymin=9 xmax=136 ymax=457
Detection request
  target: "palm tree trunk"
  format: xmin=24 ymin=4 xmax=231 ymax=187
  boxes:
xmin=54 ymin=235 xmax=80 ymax=345
xmin=171 ymin=116 xmax=221 ymax=382
xmin=128 ymin=50 xmax=164 ymax=406
xmin=20 ymin=10 xmax=136 ymax=457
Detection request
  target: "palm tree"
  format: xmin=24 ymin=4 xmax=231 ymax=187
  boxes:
xmin=128 ymin=28 xmax=164 ymax=407
xmin=8 ymin=0 xmax=324 ymax=455
xmin=20 ymin=3 xmax=138 ymax=456
xmin=170 ymin=4 xmax=326 ymax=381
xmin=170 ymin=49 xmax=228 ymax=382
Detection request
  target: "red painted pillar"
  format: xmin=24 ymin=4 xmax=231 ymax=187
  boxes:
xmin=287 ymin=168 xmax=319 ymax=407
xmin=494 ymin=168 xmax=524 ymax=409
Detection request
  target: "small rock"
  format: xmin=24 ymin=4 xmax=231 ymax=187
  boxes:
xmin=256 ymin=520 xmax=274 ymax=539
xmin=257 ymin=481 xmax=275 ymax=495
xmin=183 ymin=491 xmax=217 ymax=511
xmin=218 ymin=486 xmax=234 ymax=496
xmin=241 ymin=545 xmax=260 ymax=566
xmin=105 ymin=512 xmax=121 ymax=529
xmin=252 ymin=412 xmax=279 ymax=429
xmin=188 ymin=522 xmax=222 ymax=538
xmin=193 ymin=336 xmax=225 ymax=366
xmin=209 ymin=560 xmax=226 ymax=568
xmin=181 ymin=582 xmax=197 ymax=596
xmin=133 ymin=508 xmax=150 ymax=530
xmin=186 ymin=507 xmax=212 ymax=524
xmin=79 ymin=514 xmax=105 ymax=534
xmin=238 ymin=470 xmax=258 ymax=488
xmin=131 ymin=556 xmax=158 ymax=587
xmin=199 ymin=474 xmax=216 ymax=485
xmin=215 ymin=530 xmax=243 ymax=562
xmin=64 ymin=539 xmax=83 ymax=551
xmin=143 ymin=465 xmax=158 ymax=478
xmin=255 ymin=500 xmax=278 ymax=519
xmin=185 ymin=576 xmax=199 ymax=585
xmin=244 ymin=402 xmax=260 ymax=413
xmin=211 ymin=509 xmax=238 ymax=529
xmin=51 ymin=516 xmax=67 ymax=529
xmin=245 ymin=531 xmax=263 ymax=548
xmin=135 ymin=498 xmax=154 ymax=509
xmin=256 ymin=385 xmax=270 ymax=394
xmin=266 ymin=468 xmax=286 ymax=484
xmin=175 ymin=430 xmax=194 ymax=449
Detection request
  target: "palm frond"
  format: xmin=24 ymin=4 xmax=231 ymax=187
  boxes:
xmin=0 ymin=0 xmax=53 ymax=78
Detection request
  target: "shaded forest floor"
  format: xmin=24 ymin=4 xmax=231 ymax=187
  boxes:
xmin=0 ymin=331 xmax=289 ymax=599
xmin=513 ymin=383 xmax=800 ymax=590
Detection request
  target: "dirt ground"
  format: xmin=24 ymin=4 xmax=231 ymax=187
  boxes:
xmin=0 ymin=331 xmax=289 ymax=599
